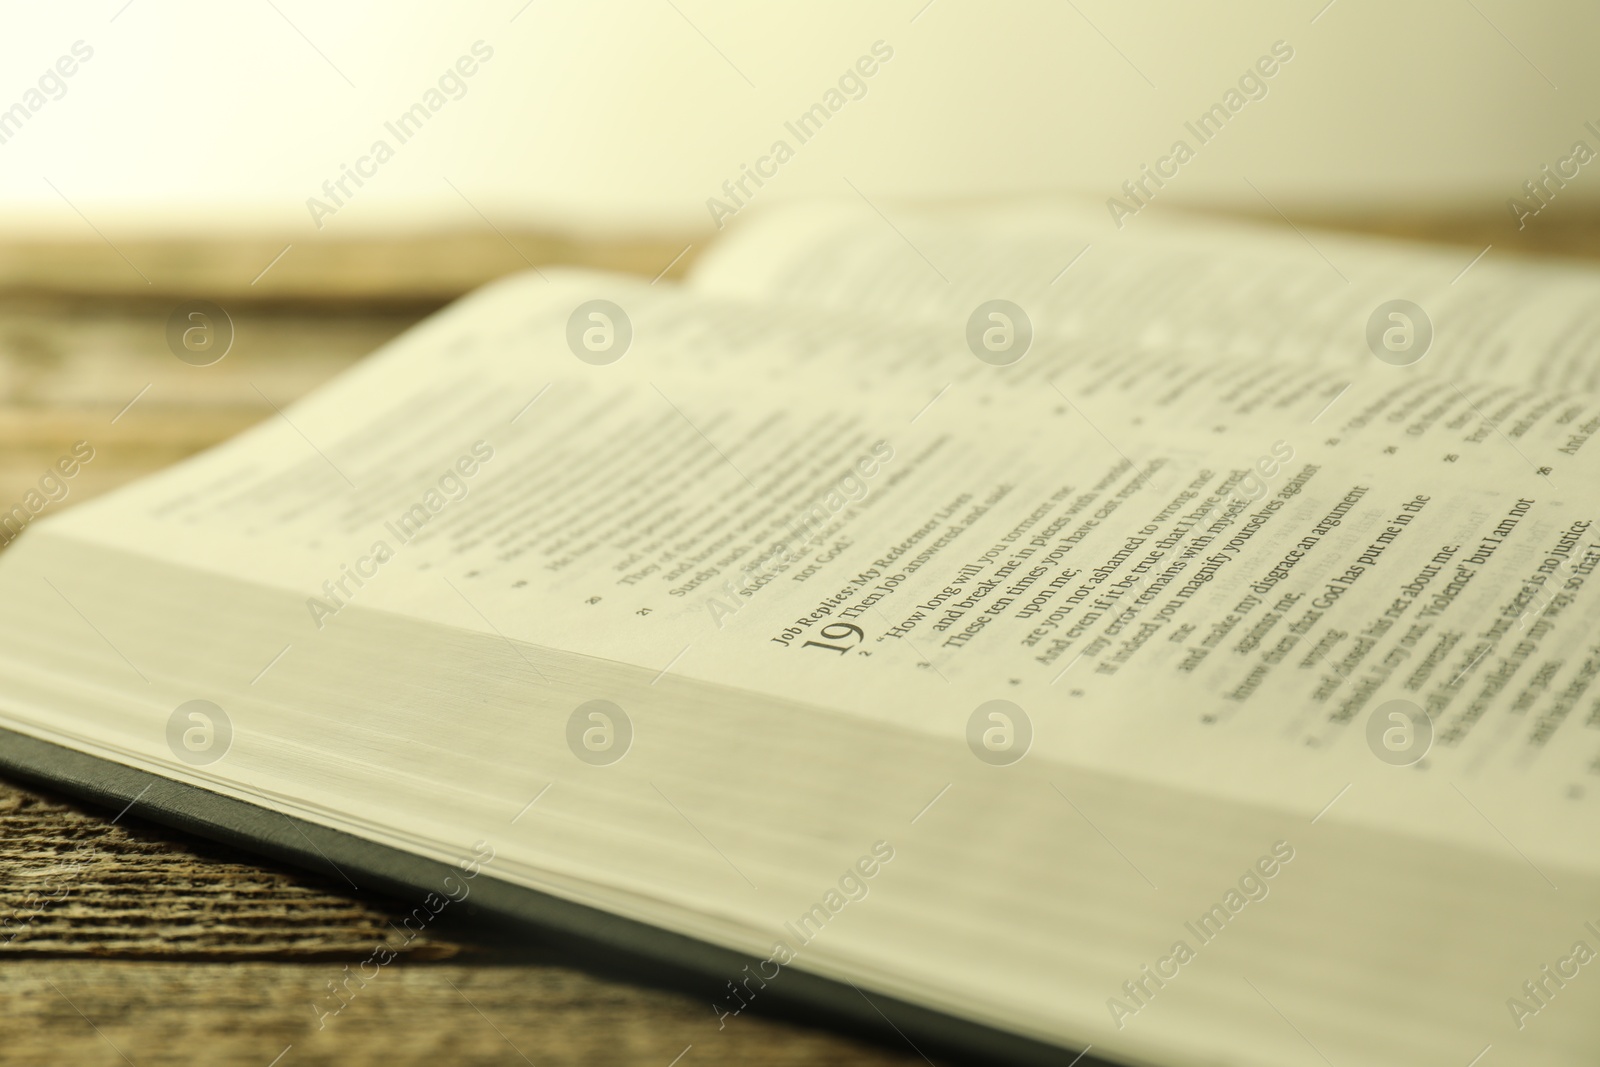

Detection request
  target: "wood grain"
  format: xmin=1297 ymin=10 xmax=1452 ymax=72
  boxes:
xmin=2 ymin=959 xmax=929 ymax=1066
xmin=0 ymin=293 xmax=416 ymax=534
xmin=0 ymin=780 xmax=453 ymax=961
xmin=0 ymin=780 xmax=932 ymax=1066
xmin=0 ymin=231 xmax=698 ymax=302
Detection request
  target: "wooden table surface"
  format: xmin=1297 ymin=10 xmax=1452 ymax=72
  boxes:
xmin=2 ymin=207 xmax=1597 ymax=1066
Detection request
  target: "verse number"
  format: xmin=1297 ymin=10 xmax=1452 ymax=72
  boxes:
xmin=802 ymin=622 xmax=865 ymax=655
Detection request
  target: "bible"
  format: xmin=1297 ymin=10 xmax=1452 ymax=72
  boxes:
xmin=3 ymin=200 xmax=1599 ymax=1066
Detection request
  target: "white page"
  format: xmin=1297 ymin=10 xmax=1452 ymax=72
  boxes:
xmin=11 ymin=259 xmax=1600 ymax=882
xmin=7 ymin=259 xmax=1600 ymax=1065
xmin=681 ymin=202 xmax=1600 ymax=858
xmin=693 ymin=199 xmax=1600 ymax=394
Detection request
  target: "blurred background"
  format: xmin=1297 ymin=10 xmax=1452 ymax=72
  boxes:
xmin=2 ymin=0 xmax=1597 ymax=241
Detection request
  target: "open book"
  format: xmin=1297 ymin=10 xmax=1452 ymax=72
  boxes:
xmin=3 ymin=201 xmax=1600 ymax=1066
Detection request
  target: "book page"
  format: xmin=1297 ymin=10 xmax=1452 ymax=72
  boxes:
xmin=688 ymin=202 xmax=1600 ymax=859
xmin=693 ymin=198 xmax=1600 ymax=394
xmin=19 ymin=256 xmax=1600 ymax=879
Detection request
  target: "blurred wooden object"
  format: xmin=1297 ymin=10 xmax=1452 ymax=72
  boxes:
xmin=0 ymin=293 xmax=417 ymax=521
xmin=1277 ymin=205 xmax=1600 ymax=261
xmin=0 ymin=782 xmax=455 ymax=961
xmin=0 ymin=781 xmax=925 ymax=1067
xmin=0 ymin=230 xmax=698 ymax=301
xmin=4 ymin=956 xmax=920 ymax=1067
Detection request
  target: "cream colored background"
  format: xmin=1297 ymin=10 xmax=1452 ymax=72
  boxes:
xmin=0 ymin=0 xmax=1592 ymax=235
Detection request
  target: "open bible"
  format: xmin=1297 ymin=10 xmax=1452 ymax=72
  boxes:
xmin=3 ymin=201 xmax=1600 ymax=1066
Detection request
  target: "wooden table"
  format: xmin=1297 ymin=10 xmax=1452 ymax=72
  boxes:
xmin=2 ymin=207 xmax=1596 ymax=1066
